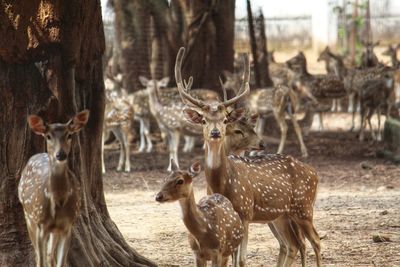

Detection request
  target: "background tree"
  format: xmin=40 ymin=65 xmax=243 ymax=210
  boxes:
xmin=0 ymin=1 xmax=155 ymax=266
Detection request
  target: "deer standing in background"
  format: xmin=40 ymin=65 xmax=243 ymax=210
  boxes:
xmin=360 ymin=41 xmax=380 ymax=69
xmin=382 ymin=45 xmax=400 ymax=68
xmin=359 ymin=71 xmax=395 ymax=141
xmin=317 ymin=46 xmax=349 ymax=112
xmin=156 ymin=160 xmax=244 ymax=267
xmin=176 ymin=47 xmax=321 ymax=267
xmin=286 ymin=51 xmax=347 ymax=131
xmin=223 ymin=72 xmax=309 ymax=157
xmin=19 ymin=110 xmax=89 ymax=267
xmin=102 ymin=90 xmax=134 ymax=173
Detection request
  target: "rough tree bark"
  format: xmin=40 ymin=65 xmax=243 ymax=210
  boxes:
xmin=0 ymin=1 xmax=155 ymax=266
xmin=246 ymin=0 xmax=261 ymax=88
xmin=179 ymin=0 xmax=235 ymax=90
xmin=113 ymin=0 xmax=151 ymax=92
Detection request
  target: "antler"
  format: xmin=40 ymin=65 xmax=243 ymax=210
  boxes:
xmin=219 ymin=76 xmax=228 ymax=101
xmin=221 ymin=53 xmax=250 ymax=107
xmin=175 ymin=47 xmax=206 ymax=108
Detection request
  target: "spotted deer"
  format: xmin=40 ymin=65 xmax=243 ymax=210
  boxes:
xmin=18 ymin=110 xmax=89 ymax=267
xmin=359 ymin=71 xmax=395 ymax=141
xmin=317 ymin=46 xmax=349 ymax=112
xmin=360 ymin=40 xmax=380 ymax=69
xmin=176 ymin=47 xmax=321 ymax=267
xmin=382 ymin=45 xmax=400 ymax=68
xmin=101 ymin=89 xmax=134 ymax=173
xmin=223 ymin=72 xmax=309 ymax=157
xmin=286 ymin=51 xmax=347 ymax=131
xmin=156 ymin=160 xmax=244 ymax=267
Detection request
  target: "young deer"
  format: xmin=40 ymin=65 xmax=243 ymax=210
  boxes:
xmin=176 ymin=47 xmax=321 ymax=267
xmin=156 ymin=160 xmax=244 ymax=267
xmin=102 ymin=90 xmax=134 ymax=173
xmin=19 ymin=110 xmax=89 ymax=267
xmin=359 ymin=71 xmax=395 ymax=141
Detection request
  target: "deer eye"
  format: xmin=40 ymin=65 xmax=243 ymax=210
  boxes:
xmin=223 ymin=118 xmax=228 ymax=124
xmin=234 ymin=130 xmax=244 ymax=137
xmin=67 ymin=134 xmax=72 ymax=140
xmin=176 ymin=179 xmax=184 ymax=185
xmin=46 ymin=134 xmax=51 ymax=140
xmin=202 ymin=119 xmax=206 ymax=125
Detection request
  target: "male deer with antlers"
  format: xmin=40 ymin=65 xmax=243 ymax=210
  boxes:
xmin=176 ymin=47 xmax=321 ymax=267
xmin=19 ymin=110 xmax=89 ymax=267
xmin=156 ymin=160 xmax=244 ymax=267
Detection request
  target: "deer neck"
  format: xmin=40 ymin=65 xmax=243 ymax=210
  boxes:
xmin=147 ymin=87 xmax=162 ymax=115
xmin=204 ymin=140 xmax=229 ymax=194
xmin=47 ymin=157 xmax=72 ymax=211
xmin=179 ymin=188 xmax=207 ymax=238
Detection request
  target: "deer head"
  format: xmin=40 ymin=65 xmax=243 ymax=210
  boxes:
xmin=175 ymin=47 xmax=250 ymax=168
xmin=155 ymin=160 xmax=201 ymax=202
xmin=286 ymin=51 xmax=307 ymax=73
xmin=27 ymin=110 xmax=89 ymax=163
xmin=317 ymin=46 xmax=331 ymax=62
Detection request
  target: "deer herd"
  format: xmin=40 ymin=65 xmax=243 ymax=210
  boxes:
xmin=18 ymin=41 xmax=399 ymax=267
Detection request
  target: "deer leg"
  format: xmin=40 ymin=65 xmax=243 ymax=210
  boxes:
xmin=276 ymin=114 xmax=288 ymax=154
xmin=138 ymin=119 xmax=146 ymax=152
xmin=377 ymin=107 xmax=382 ymax=141
xmin=290 ymin=221 xmax=306 ymax=267
xmin=331 ymin=99 xmax=336 ymax=112
xmin=272 ymin=217 xmax=299 ymax=267
xmin=221 ymin=256 xmax=229 ymax=267
xmin=101 ymin=130 xmax=106 ymax=173
xmin=256 ymin=117 xmax=266 ymax=137
xmin=211 ymin=254 xmax=222 ymax=267
xmin=47 ymin=233 xmax=58 ymax=267
xmin=367 ymin=109 xmax=376 ymax=141
xmin=143 ymin=118 xmax=153 ymax=152
xmin=113 ymin=128 xmax=125 ymax=172
xmin=337 ymin=98 xmax=343 ymax=112
xmin=187 ymin=136 xmax=195 ymax=152
xmin=167 ymin=131 xmax=180 ymax=171
xmin=123 ymin=125 xmax=131 ymax=172
xmin=291 ymin=115 xmax=308 ymax=157
xmin=294 ymin=219 xmax=321 ymax=267
xmin=239 ymin=221 xmax=249 ymax=267
xmin=317 ymin=112 xmax=324 ymax=131
xmin=268 ymin=223 xmax=286 ymax=267
xmin=36 ymin=226 xmax=45 ymax=267
xmin=359 ymin=107 xmax=367 ymax=142
xmin=56 ymin=230 xmax=71 ymax=267
xmin=194 ymin=254 xmax=207 ymax=267
xmin=348 ymin=93 xmax=354 ymax=113
xmin=183 ymin=136 xmax=194 ymax=153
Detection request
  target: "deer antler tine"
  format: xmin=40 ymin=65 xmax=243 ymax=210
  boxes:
xmin=221 ymin=53 xmax=250 ymax=107
xmin=175 ymin=47 xmax=206 ymax=108
xmin=219 ymin=76 xmax=228 ymax=101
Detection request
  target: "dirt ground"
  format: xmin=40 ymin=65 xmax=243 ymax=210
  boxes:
xmin=102 ymin=113 xmax=400 ymax=267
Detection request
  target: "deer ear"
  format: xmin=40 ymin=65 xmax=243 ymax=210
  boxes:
xmin=139 ymin=76 xmax=149 ymax=87
xmin=227 ymin=107 xmax=245 ymax=123
xmin=68 ymin=110 xmax=90 ymax=132
xmin=170 ymin=158 xmax=179 ymax=172
xmin=248 ymin=113 xmax=259 ymax=127
xmin=183 ymin=108 xmax=203 ymax=124
xmin=158 ymin=77 xmax=170 ymax=88
xmin=27 ymin=115 xmax=48 ymax=136
xmin=189 ymin=161 xmax=201 ymax=177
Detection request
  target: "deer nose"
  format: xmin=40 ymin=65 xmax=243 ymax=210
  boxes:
xmin=56 ymin=151 xmax=67 ymax=161
xmin=155 ymin=193 xmax=164 ymax=202
xmin=210 ymin=128 xmax=221 ymax=138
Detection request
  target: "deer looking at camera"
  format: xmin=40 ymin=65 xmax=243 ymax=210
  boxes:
xmin=18 ymin=110 xmax=89 ymax=267
xmin=156 ymin=160 xmax=244 ymax=267
xmin=176 ymin=47 xmax=321 ymax=267
xmin=360 ymin=40 xmax=380 ymax=69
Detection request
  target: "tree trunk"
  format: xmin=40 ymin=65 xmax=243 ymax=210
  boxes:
xmin=0 ymin=1 xmax=155 ymax=266
xmin=256 ymin=10 xmax=273 ymax=87
xmin=179 ymin=0 xmax=235 ymax=90
xmin=349 ymin=0 xmax=358 ymax=66
xmin=114 ymin=0 xmax=151 ymax=92
xmin=247 ymin=0 xmax=260 ymax=89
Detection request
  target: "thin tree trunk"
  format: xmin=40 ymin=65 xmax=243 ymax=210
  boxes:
xmin=0 ymin=1 xmax=155 ymax=266
xmin=349 ymin=0 xmax=358 ymax=66
xmin=256 ymin=10 xmax=273 ymax=87
xmin=247 ymin=0 xmax=260 ymax=88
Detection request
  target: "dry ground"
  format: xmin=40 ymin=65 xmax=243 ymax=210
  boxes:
xmin=103 ymin=114 xmax=400 ymax=267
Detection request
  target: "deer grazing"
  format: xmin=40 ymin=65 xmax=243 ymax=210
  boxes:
xmin=359 ymin=71 xmax=395 ymax=141
xmin=18 ymin=110 xmax=89 ymax=267
xmin=176 ymin=47 xmax=321 ymax=267
xmin=102 ymin=89 xmax=134 ymax=173
xmin=156 ymin=160 xmax=244 ymax=267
